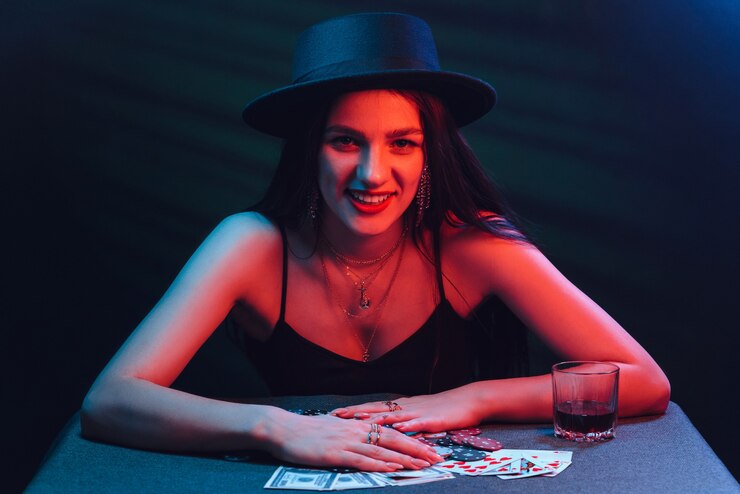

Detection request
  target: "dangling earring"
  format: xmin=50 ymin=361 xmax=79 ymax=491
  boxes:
xmin=415 ymin=163 xmax=431 ymax=227
xmin=308 ymin=186 xmax=319 ymax=222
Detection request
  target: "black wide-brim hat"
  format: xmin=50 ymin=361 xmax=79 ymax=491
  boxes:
xmin=242 ymin=13 xmax=496 ymax=137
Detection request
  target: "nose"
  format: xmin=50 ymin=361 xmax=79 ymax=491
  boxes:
xmin=356 ymin=147 xmax=390 ymax=187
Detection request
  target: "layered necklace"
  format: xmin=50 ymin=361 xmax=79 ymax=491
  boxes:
xmin=319 ymin=224 xmax=408 ymax=362
xmin=323 ymin=223 xmax=408 ymax=313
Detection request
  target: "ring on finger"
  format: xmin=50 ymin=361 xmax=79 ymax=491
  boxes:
xmin=366 ymin=423 xmax=381 ymax=446
xmin=383 ymin=401 xmax=402 ymax=412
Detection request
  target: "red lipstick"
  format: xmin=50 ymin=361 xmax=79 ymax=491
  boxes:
xmin=347 ymin=191 xmax=394 ymax=214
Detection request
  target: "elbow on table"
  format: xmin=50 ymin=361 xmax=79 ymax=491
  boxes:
xmin=636 ymin=368 xmax=671 ymax=416
xmin=80 ymin=387 xmax=117 ymax=441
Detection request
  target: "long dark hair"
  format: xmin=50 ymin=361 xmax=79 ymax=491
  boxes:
xmin=249 ymin=89 xmax=530 ymax=246
xmin=245 ymin=89 xmax=530 ymax=381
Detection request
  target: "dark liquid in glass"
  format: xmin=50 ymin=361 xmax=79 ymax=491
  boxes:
xmin=555 ymin=400 xmax=615 ymax=434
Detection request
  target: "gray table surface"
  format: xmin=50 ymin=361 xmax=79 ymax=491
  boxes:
xmin=26 ymin=395 xmax=737 ymax=493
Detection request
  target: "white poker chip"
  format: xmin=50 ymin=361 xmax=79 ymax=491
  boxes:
xmin=433 ymin=446 xmax=453 ymax=458
xmin=423 ymin=432 xmax=447 ymax=439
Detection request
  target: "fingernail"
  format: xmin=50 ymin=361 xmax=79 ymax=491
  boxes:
xmin=332 ymin=408 xmax=347 ymax=415
xmin=412 ymin=459 xmax=430 ymax=468
xmin=430 ymin=454 xmax=444 ymax=463
xmin=353 ymin=412 xmax=371 ymax=419
xmin=386 ymin=462 xmax=403 ymax=470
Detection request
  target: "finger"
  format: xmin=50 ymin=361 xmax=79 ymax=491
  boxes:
xmin=392 ymin=418 xmax=445 ymax=434
xmin=330 ymin=451 xmax=404 ymax=472
xmin=331 ymin=403 xmax=388 ymax=416
xmin=375 ymin=429 xmax=444 ymax=464
xmin=331 ymin=400 xmax=404 ymax=417
xmin=352 ymin=443 xmax=433 ymax=470
xmin=369 ymin=412 xmax=415 ymax=425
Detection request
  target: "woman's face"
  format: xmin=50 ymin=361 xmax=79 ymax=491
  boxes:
xmin=318 ymin=90 xmax=425 ymax=238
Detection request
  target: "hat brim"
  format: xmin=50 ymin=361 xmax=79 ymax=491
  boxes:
xmin=242 ymin=70 xmax=496 ymax=137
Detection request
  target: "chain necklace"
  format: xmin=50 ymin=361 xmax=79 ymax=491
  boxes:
xmin=324 ymin=222 xmax=408 ymax=266
xmin=319 ymin=236 xmax=406 ymax=362
xmin=323 ymin=223 xmax=408 ymax=310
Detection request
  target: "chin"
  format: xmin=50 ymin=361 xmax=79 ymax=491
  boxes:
xmin=339 ymin=211 xmax=406 ymax=237
xmin=345 ymin=218 xmax=396 ymax=237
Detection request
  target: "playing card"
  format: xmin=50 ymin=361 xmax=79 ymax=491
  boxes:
xmin=542 ymin=460 xmax=572 ymax=477
xmin=437 ymin=451 xmax=516 ymax=476
xmin=479 ymin=454 xmax=521 ymax=476
xmin=436 ymin=459 xmax=490 ymax=476
xmin=497 ymin=456 xmax=554 ymax=480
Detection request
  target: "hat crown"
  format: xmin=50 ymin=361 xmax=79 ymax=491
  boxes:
xmin=292 ymin=13 xmax=441 ymax=83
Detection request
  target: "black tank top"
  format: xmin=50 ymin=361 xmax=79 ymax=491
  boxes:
xmin=227 ymin=226 xmax=529 ymax=396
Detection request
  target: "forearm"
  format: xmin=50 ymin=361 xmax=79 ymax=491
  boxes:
xmin=465 ymin=374 xmax=553 ymax=423
xmin=81 ymin=377 xmax=287 ymax=453
xmin=466 ymin=362 xmax=669 ymax=423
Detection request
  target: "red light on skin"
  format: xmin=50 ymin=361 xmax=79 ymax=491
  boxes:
xmin=347 ymin=191 xmax=395 ymax=214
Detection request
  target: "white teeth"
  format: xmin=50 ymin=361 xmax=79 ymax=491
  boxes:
xmin=349 ymin=191 xmax=392 ymax=204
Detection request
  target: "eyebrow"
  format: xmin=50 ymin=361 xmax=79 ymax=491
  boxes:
xmin=324 ymin=125 xmax=423 ymax=139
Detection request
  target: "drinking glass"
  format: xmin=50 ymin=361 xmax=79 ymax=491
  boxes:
xmin=552 ymin=361 xmax=619 ymax=442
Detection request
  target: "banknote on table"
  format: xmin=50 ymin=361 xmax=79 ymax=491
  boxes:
xmin=264 ymin=466 xmax=453 ymax=490
xmin=264 ymin=467 xmax=341 ymax=491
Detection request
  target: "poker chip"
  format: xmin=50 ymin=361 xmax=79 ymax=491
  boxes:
xmin=463 ymin=435 xmax=503 ymax=452
xmin=221 ymin=454 xmax=251 ymax=462
xmin=436 ymin=437 xmax=456 ymax=447
xmin=448 ymin=434 xmax=469 ymax=446
xmin=448 ymin=446 xmax=487 ymax=461
xmin=417 ymin=437 xmax=438 ymax=447
xmin=287 ymin=409 xmax=329 ymax=416
xmin=448 ymin=427 xmax=481 ymax=436
xmin=433 ymin=446 xmax=453 ymax=458
xmin=423 ymin=432 xmax=447 ymax=439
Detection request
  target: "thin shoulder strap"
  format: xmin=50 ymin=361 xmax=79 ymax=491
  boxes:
xmin=427 ymin=226 xmax=446 ymax=394
xmin=432 ymin=227 xmax=446 ymax=301
xmin=278 ymin=223 xmax=288 ymax=323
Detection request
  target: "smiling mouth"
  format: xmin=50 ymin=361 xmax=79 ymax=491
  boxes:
xmin=348 ymin=191 xmax=395 ymax=205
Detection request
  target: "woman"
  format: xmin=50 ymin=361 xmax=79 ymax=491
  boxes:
xmin=81 ymin=13 xmax=670 ymax=472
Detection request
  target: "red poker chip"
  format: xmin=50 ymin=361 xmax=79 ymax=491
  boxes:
xmin=417 ymin=437 xmax=437 ymax=447
xmin=463 ymin=435 xmax=503 ymax=451
xmin=448 ymin=434 xmax=469 ymax=446
xmin=448 ymin=428 xmax=481 ymax=436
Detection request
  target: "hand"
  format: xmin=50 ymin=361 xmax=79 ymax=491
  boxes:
xmin=330 ymin=388 xmax=483 ymax=434
xmin=265 ymin=410 xmax=444 ymax=472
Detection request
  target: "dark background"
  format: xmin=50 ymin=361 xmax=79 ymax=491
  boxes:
xmin=3 ymin=0 xmax=738 ymax=491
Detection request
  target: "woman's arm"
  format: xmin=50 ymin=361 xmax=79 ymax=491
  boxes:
xmin=335 ymin=231 xmax=670 ymax=430
xmin=81 ymin=212 xmax=441 ymax=470
xmin=472 ymin=237 xmax=671 ymax=419
xmin=81 ymin=212 xmax=282 ymax=450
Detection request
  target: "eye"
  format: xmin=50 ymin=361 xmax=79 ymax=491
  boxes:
xmin=393 ymin=139 xmax=413 ymax=148
xmin=329 ymin=136 xmax=359 ymax=149
xmin=390 ymin=139 xmax=420 ymax=153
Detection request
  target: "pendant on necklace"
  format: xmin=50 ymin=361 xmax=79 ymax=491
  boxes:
xmin=362 ymin=351 xmax=370 ymax=362
xmin=359 ymin=285 xmax=371 ymax=310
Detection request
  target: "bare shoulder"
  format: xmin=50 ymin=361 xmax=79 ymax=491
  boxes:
xmin=439 ymin=218 xmax=545 ymax=297
xmin=212 ymin=211 xmax=280 ymax=243
xmin=203 ymin=212 xmax=282 ymax=262
xmin=181 ymin=212 xmax=284 ymax=299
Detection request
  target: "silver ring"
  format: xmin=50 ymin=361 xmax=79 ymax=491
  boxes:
xmin=367 ymin=423 xmax=381 ymax=445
